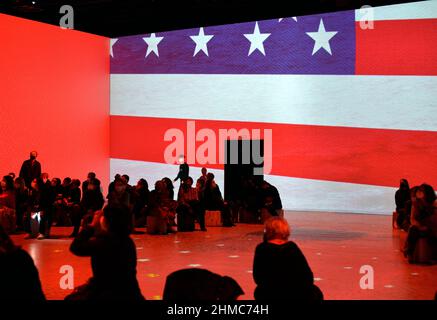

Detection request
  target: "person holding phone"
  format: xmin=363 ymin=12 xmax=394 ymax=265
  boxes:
xmin=67 ymin=205 xmax=144 ymax=300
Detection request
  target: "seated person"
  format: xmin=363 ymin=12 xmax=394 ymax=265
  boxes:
xmin=147 ymin=180 xmax=177 ymax=234
xmin=107 ymin=178 xmax=134 ymax=233
xmin=163 ymin=268 xmax=244 ymax=301
xmin=52 ymin=178 xmax=70 ymax=226
xmin=131 ymin=178 xmax=149 ymax=228
xmin=107 ymin=178 xmax=131 ymax=209
xmin=198 ymin=167 xmax=208 ymax=184
xmin=195 ymin=178 xmax=207 ymax=231
xmin=259 ymin=180 xmax=283 ymax=221
xmin=70 ymin=179 xmax=105 ymax=238
xmin=177 ymin=177 xmax=204 ymax=231
xmin=395 ymin=179 xmax=411 ymax=230
xmin=0 ymin=176 xmax=17 ymax=234
xmin=203 ymin=173 xmax=233 ymax=227
xmin=60 ymin=177 xmax=72 ymax=199
xmin=178 ymin=177 xmax=198 ymax=204
xmin=68 ymin=179 xmax=82 ymax=206
xmin=240 ymin=177 xmax=261 ymax=223
xmin=107 ymin=174 xmax=121 ymax=198
xmin=53 ymin=177 xmax=73 ymax=226
xmin=14 ymin=177 xmax=29 ymax=232
xmin=51 ymin=178 xmax=62 ymax=195
xmin=121 ymin=174 xmax=134 ymax=196
xmin=162 ymin=177 xmax=175 ymax=200
xmin=404 ymin=184 xmax=437 ymax=263
xmin=0 ymin=225 xmax=45 ymax=300
xmin=82 ymin=172 xmax=101 ymax=194
xmin=57 ymin=179 xmax=82 ymax=228
xmin=253 ymin=217 xmax=323 ymax=302
xmin=67 ymin=205 xmax=144 ymax=300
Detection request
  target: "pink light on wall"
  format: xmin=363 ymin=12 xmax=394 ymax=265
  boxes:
xmin=0 ymin=14 xmax=110 ymax=188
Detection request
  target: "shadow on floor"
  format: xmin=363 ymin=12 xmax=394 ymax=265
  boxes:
xmin=246 ymin=228 xmax=366 ymax=241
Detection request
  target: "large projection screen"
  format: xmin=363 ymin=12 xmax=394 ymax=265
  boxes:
xmin=109 ymin=1 xmax=437 ymax=214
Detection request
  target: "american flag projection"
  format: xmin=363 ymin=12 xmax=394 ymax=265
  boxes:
xmin=110 ymin=1 xmax=437 ymax=214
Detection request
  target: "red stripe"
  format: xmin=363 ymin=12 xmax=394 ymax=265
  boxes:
xmin=110 ymin=115 xmax=437 ymax=188
xmin=356 ymin=19 xmax=437 ymax=75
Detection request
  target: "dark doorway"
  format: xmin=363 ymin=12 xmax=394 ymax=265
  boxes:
xmin=224 ymin=139 xmax=264 ymax=202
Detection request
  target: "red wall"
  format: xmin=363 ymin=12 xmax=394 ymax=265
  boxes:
xmin=0 ymin=14 xmax=109 ymax=187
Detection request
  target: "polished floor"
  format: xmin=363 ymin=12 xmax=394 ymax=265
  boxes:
xmin=11 ymin=211 xmax=437 ymax=300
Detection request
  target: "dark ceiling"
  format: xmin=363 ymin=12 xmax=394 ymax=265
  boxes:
xmin=0 ymin=0 xmax=419 ymax=38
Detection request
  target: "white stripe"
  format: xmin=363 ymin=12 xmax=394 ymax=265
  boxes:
xmin=110 ymin=158 xmax=396 ymax=215
xmin=355 ymin=1 xmax=437 ymax=21
xmin=110 ymin=74 xmax=437 ymax=132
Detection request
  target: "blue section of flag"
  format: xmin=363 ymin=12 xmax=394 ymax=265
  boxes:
xmin=110 ymin=10 xmax=355 ymax=75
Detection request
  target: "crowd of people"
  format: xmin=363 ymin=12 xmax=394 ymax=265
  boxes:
xmin=2 ymin=151 xmax=435 ymax=301
xmin=0 ymin=151 xmax=321 ymax=301
xmin=394 ymin=179 xmax=437 ymax=263
xmin=0 ymin=152 xmax=285 ymax=239
xmin=0 ymin=210 xmax=322 ymax=301
xmin=0 ymin=151 xmax=108 ymax=239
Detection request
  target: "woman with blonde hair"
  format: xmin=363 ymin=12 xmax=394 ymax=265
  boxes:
xmin=252 ymin=217 xmax=323 ymax=301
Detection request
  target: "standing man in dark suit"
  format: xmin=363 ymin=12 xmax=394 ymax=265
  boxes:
xmin=174 ymin=155 xmax=189 ymax=183
xmin=19 ymin=151 xmax=41 ymax=188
